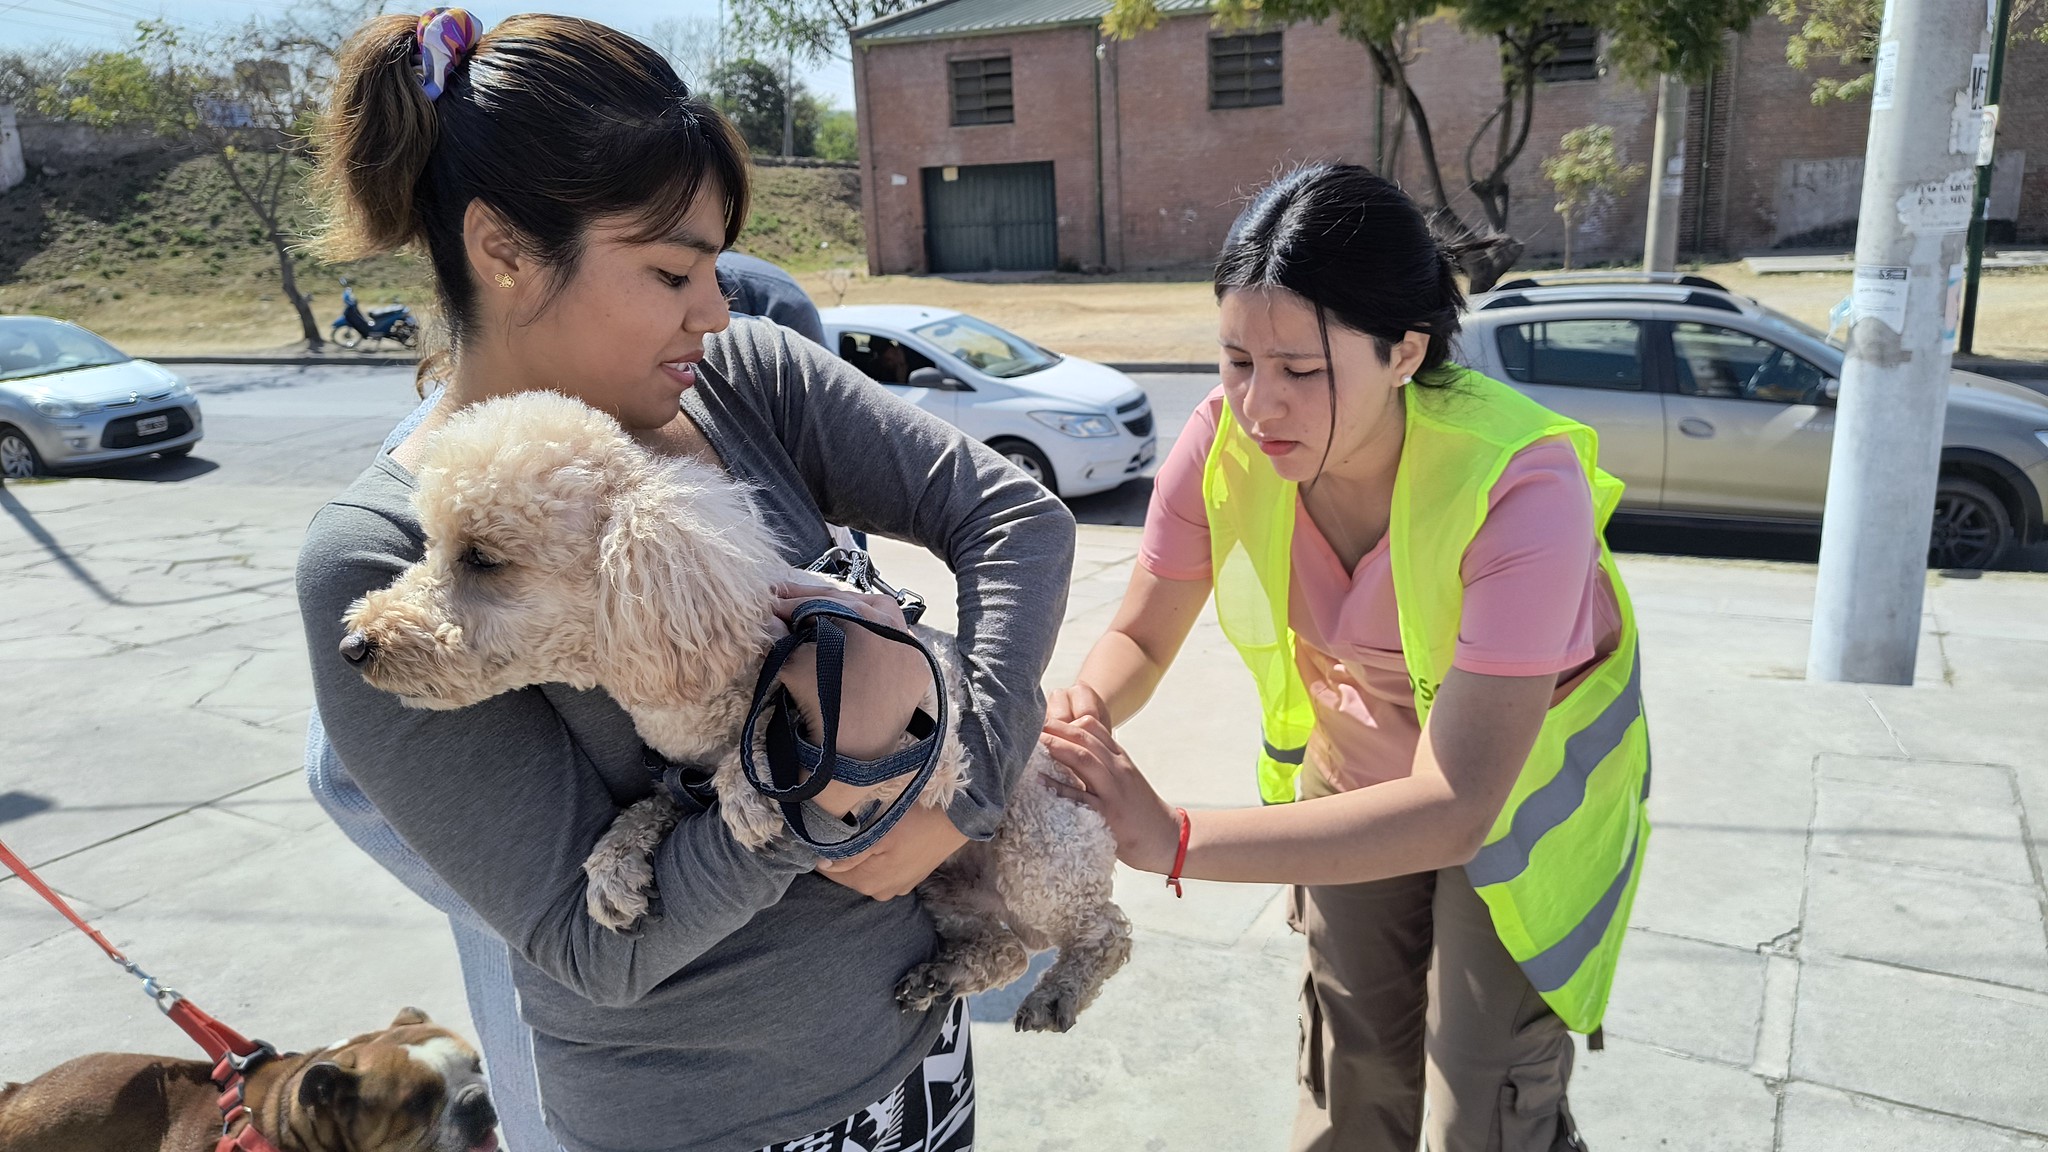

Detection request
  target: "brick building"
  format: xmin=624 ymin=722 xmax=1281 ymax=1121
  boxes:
xmin=850 ymin=0 xmax=2048 ymax=275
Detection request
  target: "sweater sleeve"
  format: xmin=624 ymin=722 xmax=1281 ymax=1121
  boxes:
xmin=296 ymin=497 xmax=814 ymax=1009
xmin=736 ymin=325 xmax=1076 ymax=841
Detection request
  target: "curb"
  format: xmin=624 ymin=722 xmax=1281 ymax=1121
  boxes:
xmin=1106 ymin=362 xmax=1214 ymax=374
xmin=147 ymin=354 xmax=418 ymax=367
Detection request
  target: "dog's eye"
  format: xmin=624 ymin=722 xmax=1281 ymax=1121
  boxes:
xmin=460 ymin=545 xmax=501 ymax=572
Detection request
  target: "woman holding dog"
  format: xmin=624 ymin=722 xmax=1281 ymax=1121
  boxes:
xmin=296 ymin=12 xmax=1072 ymax=1152
xmin=1041 ymin=164 xmax=1649 ymax=1152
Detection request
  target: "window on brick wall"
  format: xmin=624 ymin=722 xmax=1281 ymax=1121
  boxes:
xmin=950 ymin=55 xmax=1013 ymax=126
xmin=1535 ymin=23 xmax=1599 ymax=82
xmin=1210 ymin=31 xmax=1282 ymax=109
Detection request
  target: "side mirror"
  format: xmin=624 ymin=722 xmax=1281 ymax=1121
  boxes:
xmin=1823 ymin=376 xmax=1840 ymax=400
xmin=908 ymin=367 xmax=962 ymax=390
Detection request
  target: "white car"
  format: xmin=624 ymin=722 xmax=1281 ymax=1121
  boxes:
xmin=820 ymin=305 xmax=1156 ymax=498
xmin=0 ymin=315 xmax=203 ymax=479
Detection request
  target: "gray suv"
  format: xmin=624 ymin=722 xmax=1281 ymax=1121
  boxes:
xmin=1454 ymin=273 xmax=2048 ymax=569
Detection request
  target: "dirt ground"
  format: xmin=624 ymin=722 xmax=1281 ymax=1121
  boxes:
xmin=17 ymin=260 xmax=2048 ymax=364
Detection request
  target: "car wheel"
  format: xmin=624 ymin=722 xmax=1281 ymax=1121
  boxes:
xmin=0 ymin=426 xmax=43 ymax=479
xmin=333 ymin=326 xmax=363 ymax=349
xmin=1929 ymin=475 xmax=2013 ymax=570
xmin=991 ymin=438 xmax=1058 ymax=496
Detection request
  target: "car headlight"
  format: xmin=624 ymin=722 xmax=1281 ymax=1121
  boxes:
xmin=30 ymin=397 xmax=84 ymax=419
xmin=1029 ymin=410 xmax=1118 ymax=439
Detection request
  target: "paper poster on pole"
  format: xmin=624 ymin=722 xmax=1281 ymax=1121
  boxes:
xmin=1853 ymin=265 xmax=1910 ymax=334
xmin=1897 ymin=169 xmax=1977 ymax=234
xmin=1873 ymin=42 xmax=1900 ymax=111
xmin=1944 ymin=263 xmax=1965 ymax=352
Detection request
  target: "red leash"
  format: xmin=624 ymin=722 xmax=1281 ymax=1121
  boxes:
xmin=0 ymin=835 xmax=283 ymax=1152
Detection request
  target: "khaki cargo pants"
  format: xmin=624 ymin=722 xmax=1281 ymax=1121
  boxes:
xmin=1287 ymin=863 xmax=1587 ymax=1152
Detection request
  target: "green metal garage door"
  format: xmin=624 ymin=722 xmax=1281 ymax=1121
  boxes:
xmin=922 ymin=162 xmax=1057 ymax=273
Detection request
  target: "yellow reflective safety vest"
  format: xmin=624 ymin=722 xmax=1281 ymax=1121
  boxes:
xmin=1201 ymin=366 xmax=1650 ymax=1032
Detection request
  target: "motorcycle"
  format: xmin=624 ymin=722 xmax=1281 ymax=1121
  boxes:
xmin=331 ymin=279 xmax=420 ymax=349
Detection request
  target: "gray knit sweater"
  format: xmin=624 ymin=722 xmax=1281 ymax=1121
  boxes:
xmin=294 ymin=319 xmax=1075 ymax=1152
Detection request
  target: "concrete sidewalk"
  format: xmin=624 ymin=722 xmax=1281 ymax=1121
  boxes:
xmin=4 ymin=464 xmax=2046 ymax=1150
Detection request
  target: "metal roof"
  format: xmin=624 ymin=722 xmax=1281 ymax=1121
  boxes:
xmin=855 ymin=0 xmax=1212 ymax=44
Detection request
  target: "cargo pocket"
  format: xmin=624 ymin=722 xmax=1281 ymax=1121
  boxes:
xmin=1297 ymin=970 xmax=1327 ymax=1107
xmin=1497 ymin=1056 xmax=1572 ymax=1151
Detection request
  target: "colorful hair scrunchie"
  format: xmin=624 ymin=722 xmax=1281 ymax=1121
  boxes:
xmin=415 ymin=7 xmax=481 ymax=101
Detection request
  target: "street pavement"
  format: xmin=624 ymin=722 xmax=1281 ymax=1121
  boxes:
xmin=3 ymin=364 xmax=2047 ymax=1150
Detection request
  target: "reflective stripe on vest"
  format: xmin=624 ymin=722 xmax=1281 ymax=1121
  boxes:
xmin=1201 ymin=366 xmax=1652 ymax=1032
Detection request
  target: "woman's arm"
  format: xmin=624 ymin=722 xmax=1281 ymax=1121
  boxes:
xmin=299 ymin=501 xmax=813 ymax=1008
xmin=1050 ymin=565 xmax=1211 ymax=728
xmin=1043 ymin=666 xmax=1552 ymax=886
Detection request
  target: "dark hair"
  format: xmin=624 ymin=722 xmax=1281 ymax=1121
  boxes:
xmin=312 ymin=13 xmax=749 ymax=357
xmin=1214 ymin=163 xmax=1465 ymax=379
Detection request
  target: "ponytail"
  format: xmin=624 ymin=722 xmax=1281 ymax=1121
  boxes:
xmin=311 ymin=14 xmax=439 ymax=262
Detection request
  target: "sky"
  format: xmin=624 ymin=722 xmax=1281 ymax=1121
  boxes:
xmin=0 ymin=0 xmax=858 ymax=107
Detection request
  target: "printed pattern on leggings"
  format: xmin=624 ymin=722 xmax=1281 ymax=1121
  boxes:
xmin=757 ymin=997 xmax=974 ymax=1152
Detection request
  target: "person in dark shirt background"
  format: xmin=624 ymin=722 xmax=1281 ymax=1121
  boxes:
xmin=717 ymin=251 xmax=825 ymax=347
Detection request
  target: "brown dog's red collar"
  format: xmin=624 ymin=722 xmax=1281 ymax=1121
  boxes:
xmin=212 ymin=1050 xmax=284 ymax=1152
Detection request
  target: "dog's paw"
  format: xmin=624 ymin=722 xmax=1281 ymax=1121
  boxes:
xmin=584 ymin=874 xmax=652 ymax=933
xmin=723 ymin=788 xmax=786 ymax=851
xmin=581 ymin=796 xmax=676 ymax=933
xmin=1013 ymin=983 xmax=1082 ymax=1034
xmin=895 ymin=962 xmax=956 ymax=1013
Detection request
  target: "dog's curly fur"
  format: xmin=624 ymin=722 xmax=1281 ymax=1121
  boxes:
xmin=345 ymin=392 xmax=1131 ymax=1032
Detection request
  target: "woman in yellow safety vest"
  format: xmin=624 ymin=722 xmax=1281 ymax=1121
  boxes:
xmin=1041 ymin=163 xmax=1649 ymax=1152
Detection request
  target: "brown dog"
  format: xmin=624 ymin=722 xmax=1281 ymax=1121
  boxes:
xmin=0 ymin=1009 xmax=498 ymax=1152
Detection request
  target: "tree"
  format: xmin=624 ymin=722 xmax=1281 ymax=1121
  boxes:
xmin=1106 ymin=0 xmax=1765 ymax=290
xmin=710 ymin=57 xmax=819 ymax=155
xmin=815 ymin=104 xmax=858 ymax=162
xmin=1770 ymin=0 xmax=2047 ymax=103
xmin=2 ymin=45 xmax=93 ymax=111
xmin=1542 ymin=124 xmax=1644 ymax=269
xmin=727 ymin=0 xmax=920 ymax=65
xmin=644 ymin=15 xmax=729 ymax=90
xmin=35 ymin=6 xmax=375 ymax=349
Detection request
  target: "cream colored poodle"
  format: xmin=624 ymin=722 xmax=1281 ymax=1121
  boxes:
xmin=342 ymin=391 xmax=1131 ymax=1032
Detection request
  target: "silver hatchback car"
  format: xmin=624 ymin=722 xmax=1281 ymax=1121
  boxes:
xmin=0 ymin=315 xmax=203 ymax=479
xmin=1455 ymin=273 xmax=2048 ymax=569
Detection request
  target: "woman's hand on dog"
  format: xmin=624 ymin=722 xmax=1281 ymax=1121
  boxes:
xmin=1044 ymin=682 xmax=1112 ymax=729
xmin=814 ymin=805 xmax=969 ymax=900
xmin=770 ymin=582 xmax=935 ymax=764
xmin=1040 ymin=716 xmax=1182 ymax=875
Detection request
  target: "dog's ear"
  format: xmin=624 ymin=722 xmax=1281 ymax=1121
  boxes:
xmin=594 ymin=465 xmax=774 ymax=708
xmin=298 ymin=1062 xmax=359 ymax=1112
xmin=390 ymin=1007 xmax=432 ymax=1027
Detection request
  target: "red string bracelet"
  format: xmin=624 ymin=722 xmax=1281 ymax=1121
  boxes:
xmin=1167 ymin=807 xmax=1191 ymax=898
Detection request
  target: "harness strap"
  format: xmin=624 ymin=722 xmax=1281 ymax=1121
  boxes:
xmin=739 ymin=599 xmax=949 ymax=859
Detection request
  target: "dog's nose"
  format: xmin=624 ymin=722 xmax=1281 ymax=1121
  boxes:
xmin=339 ymin=629 xmax=374 ymax=665
xmin=452 ymin=1087 xmax=497 ymax=1141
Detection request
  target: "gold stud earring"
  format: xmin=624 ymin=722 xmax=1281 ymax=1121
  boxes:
xmin=494 ymin=273 xmax=515 ymax=289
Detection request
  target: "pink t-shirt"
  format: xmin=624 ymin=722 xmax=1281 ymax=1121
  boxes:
xmin=1141 ymin=388 xmax=1622 ymax=792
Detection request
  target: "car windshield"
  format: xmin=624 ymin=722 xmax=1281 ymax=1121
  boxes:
xmin=910 ymin=315 xmax=1060 ymax=378
xmin=0 ymin=317 xmax=130 ymax=382
xmin=1749 ymin=300 xmax=1844 ymax=350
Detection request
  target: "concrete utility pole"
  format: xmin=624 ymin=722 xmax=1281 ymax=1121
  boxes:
xmin=1642 ymin=74 xmax=1687 ymax=273
xmin=1809 ymin=0 xmax=1993 ymax=684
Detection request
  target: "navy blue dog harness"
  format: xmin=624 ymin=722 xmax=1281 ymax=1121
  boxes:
xmin=737 ymin=548 xmax=949 ymax=859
